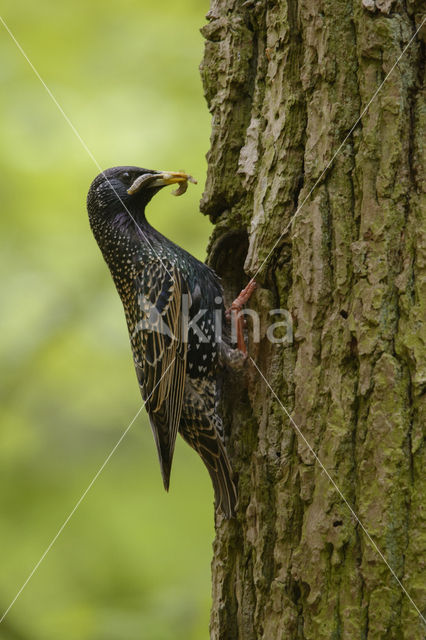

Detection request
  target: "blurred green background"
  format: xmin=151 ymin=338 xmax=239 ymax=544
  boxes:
xmin=0 ymin=1 xmax=214 ymax=638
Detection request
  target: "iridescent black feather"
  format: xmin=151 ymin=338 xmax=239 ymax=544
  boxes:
xmin=87 ymin=166 xmax=237 ymax=517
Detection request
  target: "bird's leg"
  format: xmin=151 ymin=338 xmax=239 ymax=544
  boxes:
xmin=225 ymin=279 xmax=257 ymax=354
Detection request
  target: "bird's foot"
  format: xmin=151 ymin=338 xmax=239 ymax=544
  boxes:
xmin=218 ymin=341 xmax=247 ymax=370
xmin=225 ymin=279 xmax=257 ymax=320
xmin=225 ymin=279 xmax=257 ymax=354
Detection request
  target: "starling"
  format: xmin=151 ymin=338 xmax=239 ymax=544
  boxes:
xmin=87 ymin=166 xmax=255 ymax=517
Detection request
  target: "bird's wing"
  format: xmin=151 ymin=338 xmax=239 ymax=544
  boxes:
xmin=129 ymin=260 xmax=189 ymax=489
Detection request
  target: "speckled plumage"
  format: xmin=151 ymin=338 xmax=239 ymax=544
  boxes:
xmin=87 ymin=166 xmax=237 ymax=517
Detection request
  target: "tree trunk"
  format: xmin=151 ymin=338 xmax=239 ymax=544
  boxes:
xmin=200 ymin=1 xmax=425 ymax=639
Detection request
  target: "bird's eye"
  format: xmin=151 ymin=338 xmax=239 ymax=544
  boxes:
xmin=121 ymin=172 xmax=130 ymax=181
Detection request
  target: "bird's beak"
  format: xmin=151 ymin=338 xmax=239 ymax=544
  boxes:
xmin=127 ymin=171 xmax=196 ymax=196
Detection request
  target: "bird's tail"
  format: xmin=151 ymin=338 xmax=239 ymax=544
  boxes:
xmin=180 ymin=418 xmax=237 ymax=518
xmin=207 ymin=440 xmax=237 ymax=518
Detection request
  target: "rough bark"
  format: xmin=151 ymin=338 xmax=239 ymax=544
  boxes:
xmin=200 ymin=1 xmax=425 ymax=639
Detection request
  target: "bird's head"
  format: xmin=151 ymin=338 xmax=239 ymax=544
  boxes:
xmin=87 ymin=165 xmax=195 ymax=225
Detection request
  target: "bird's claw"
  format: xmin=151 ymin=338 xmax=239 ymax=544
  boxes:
xmin=226 ymin=279 xmax=257 ymax=316
xmin=225 ymin=279 xmax=257 ymax=353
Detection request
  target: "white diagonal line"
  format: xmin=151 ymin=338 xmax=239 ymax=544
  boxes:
xmin=0 ymin=15 xmax=174 ymax=280
xmin=1 ymin=411 xmax=140 ymax=622
xmin=250 ymin=357 xmax=426 ymax=624
xmin=252 ymin=15 xmax=426 ymax=282
xmin=0 ymin=356 xmax=176 ymax=625
xmin=0 ymin=17 xmax=99 ymax=172
xmin=3 ymin=4 xmax=424 ymax=628
xmin=0 ymin=15 xmax=182 ymax=623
